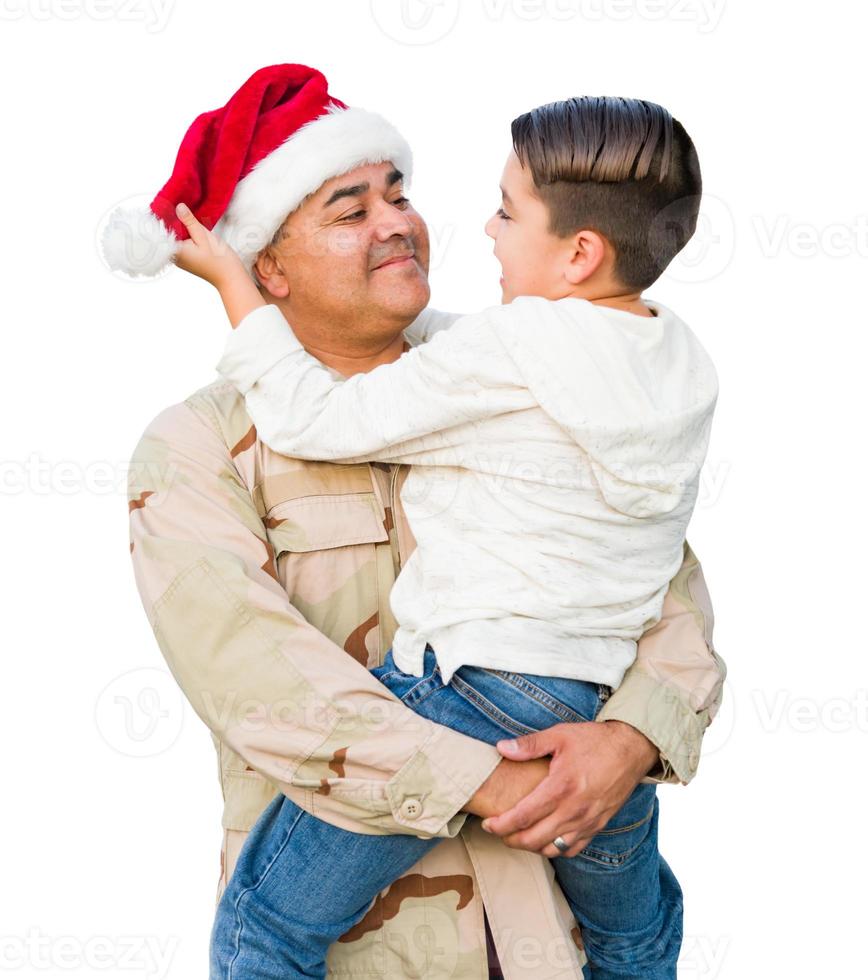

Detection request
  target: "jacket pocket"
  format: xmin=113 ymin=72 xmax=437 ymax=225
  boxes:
xmin=255 ymin=462 xmax=389 ymax=554
xmin=255 ymin=461 xmax=393 ymax=668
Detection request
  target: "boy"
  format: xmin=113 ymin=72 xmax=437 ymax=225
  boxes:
xmin=177 ymin=96 xmax=717 ymax=979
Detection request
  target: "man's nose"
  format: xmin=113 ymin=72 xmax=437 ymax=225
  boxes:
xmin=371 ymin=199 xmax=414 ymax=241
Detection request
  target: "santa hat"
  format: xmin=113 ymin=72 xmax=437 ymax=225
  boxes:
xmin=101 ymin=64 xmax=413 ymax=278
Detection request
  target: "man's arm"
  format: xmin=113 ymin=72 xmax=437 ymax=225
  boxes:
xmin=127 ymin=395 xmax=503 ymax=838
xmin=480 ymin=541 xmax=725 ymax=855
xmin=596 ymin=541 xmax=725 ymax=784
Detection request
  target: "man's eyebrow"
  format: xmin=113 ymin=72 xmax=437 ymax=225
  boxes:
xmin=323 ymin=182 xmax=370 ymax=208
xmin=322 ymin=170 xmax=405 ymax=210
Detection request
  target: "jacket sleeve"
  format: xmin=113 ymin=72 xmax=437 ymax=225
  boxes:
xmin=596 ymin=542 xmax=726 ymax=784
xmin=127 ymin=397 xmax=502 ymax=837
xmin=215 ymin=303 xmax=532 ymax=462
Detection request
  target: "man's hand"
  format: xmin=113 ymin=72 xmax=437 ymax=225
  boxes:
xmin=479 ymin=720 xmax=659 ymax=858
xmin=173 ymin=203 xmax=266 ymax=328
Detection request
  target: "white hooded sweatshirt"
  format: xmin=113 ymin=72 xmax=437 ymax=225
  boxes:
xmin=217 ymin=295 xmax=718 ymax=688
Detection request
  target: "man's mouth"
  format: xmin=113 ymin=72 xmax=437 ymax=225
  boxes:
xmin=373 ymin=252 xmax=415 ymax=271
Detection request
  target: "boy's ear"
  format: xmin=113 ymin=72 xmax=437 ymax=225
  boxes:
xmin=564 ymin=229 xmax=608 ymax=286
xmin=253 ymin=247 xmax=290 ymax=299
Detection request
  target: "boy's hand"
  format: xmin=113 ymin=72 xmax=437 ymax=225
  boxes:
xmin=172 ymin=202 xmax=266 ymax=329
xmin=464 ymin=757 xmax=550 ymax=820
xmin=173 ymin=202 xmax=248 ymax=288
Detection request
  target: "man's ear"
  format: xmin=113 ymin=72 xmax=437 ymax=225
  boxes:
xmin=253 ymin=248 xmax=290 ymax=299
xmin=564 ymin=229 xmax=609 ymax=286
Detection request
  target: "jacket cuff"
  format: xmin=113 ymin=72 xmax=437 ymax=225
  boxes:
xmin=385 ymin=729 xmax=503 ymax=838
xmin=216 ymin=304 xmax=302 ymax=395
xmin=596 ymin=669 xmax=707 ymax=784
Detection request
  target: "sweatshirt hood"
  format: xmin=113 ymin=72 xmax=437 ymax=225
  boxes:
xmin=492 ymin=296 xmax=718 ymax=519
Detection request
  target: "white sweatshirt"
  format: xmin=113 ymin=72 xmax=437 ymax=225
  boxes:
xmin=216 ymin=296 xmax=718 ymax=688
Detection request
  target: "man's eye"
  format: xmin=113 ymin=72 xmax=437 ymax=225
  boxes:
xmin=391 ymin=196 xmax=410 ymax=208
xmin=339 ymin=210 xmax=366 ymax=222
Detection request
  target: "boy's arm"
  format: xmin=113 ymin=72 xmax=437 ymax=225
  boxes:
xmin=171 ymin=204 xmax=461 ymax=345
xmin=596 ymin=542 xmax=726 ymax=784
xmin=128 ymin=396 xmax=503 ymax=837
xmin=172 ymin=202 xmax=519 ymax=465
xmin=216 ymin=303 xmax=532 ymax=462
xmin=403 ymin=308 xmax=463 ymax=345
xmin=172 ymin=202 xmax=268 ymax=327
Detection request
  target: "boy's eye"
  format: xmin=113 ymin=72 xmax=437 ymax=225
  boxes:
xmin=497 ymin=207 xmax=511 ymax=221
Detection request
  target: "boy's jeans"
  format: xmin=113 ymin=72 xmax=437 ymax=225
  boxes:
xmin=211 ymin=646 xmax=683 ymax=980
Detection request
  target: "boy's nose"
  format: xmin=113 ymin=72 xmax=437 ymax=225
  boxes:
xmin=484 ymin=213 xmax=498 ymax=239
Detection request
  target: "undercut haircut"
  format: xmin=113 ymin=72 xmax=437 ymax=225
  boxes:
xmin=511 ymin=96 xmax=702 ymax=290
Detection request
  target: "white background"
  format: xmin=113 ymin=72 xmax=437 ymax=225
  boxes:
xmin=2 ymin=1 xmax=866 ymax=976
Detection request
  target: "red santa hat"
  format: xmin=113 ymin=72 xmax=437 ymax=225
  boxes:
xmin=101 ymin=63 xmax=413 ymax=278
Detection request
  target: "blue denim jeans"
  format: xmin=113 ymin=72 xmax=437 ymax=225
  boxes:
xmin=211 ymin=647 xmax=683 ymax=979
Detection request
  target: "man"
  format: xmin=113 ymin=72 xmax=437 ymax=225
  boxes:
xmin=116 ymin=65 xmax=725 ymax=979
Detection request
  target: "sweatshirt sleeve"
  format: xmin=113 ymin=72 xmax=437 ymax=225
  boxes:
xmin=216 ymin=303 xmax=533 ymax=463
xmin=403 ymin=308 xmax=463 ymax=345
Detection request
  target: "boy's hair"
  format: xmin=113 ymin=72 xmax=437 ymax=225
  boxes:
xmin=511 ymin=97 xmax=701 ymax=290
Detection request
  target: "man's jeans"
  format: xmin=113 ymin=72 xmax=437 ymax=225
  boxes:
xmin=211 ymin=646 xmax=683 ymax=979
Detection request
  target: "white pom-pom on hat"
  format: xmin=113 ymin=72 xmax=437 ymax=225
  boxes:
xmin=101 ymin=206 xmax=181 ymax=278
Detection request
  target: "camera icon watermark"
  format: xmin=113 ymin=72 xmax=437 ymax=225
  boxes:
xmin=370 ymin=0 xmax=461 ymax=45
xmin=654 ymin=192 xmax=736 ymax=284
xmin=95 ymin=667 xmax=185 ymax=758
xmin=97 ymin=194 xmax=176 ymax=282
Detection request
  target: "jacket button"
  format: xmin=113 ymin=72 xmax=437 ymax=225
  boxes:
xmin=399 ymin=797 xmax=423 ymax=819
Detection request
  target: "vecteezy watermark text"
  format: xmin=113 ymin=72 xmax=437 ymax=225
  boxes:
xmin=369 ymin=0 xmax=727 ymax=45
xmin=0 ymin=928 xmax=179 ymax=978
xmin=0 ymin=0 xmax=174 ymax=31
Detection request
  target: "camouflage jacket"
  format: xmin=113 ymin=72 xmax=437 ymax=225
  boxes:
xmin=128 ymin=364 xmax=725 ymax=978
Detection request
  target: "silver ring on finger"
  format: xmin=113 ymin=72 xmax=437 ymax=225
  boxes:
xmin=552 ymin=835 xmax=570 ymax=854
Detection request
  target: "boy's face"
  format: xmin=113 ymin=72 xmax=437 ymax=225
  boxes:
xmin=485 ymin=150 xmax=577 ymax=304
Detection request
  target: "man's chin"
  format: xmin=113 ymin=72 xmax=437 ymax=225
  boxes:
xmin=371 ymin=270 xmax=430 ymax=320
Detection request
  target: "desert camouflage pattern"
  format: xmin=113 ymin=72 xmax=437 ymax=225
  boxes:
xmin=128 ymin=364 xmax=725 ymax=978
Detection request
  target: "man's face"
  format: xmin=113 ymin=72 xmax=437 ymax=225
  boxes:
xmin=484 ymin=150 xmax=572 ymax=304
xmin=260 ymin=162 xmax=431 ymax=336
